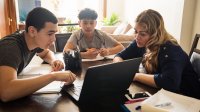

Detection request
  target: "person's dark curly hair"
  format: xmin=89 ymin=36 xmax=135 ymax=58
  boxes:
xmin=78 ymin=8 xmax=98 ymax=20
xmin=25 ymin=7 xmax=58 ymax=32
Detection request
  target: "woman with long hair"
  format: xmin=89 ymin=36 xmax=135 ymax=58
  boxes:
xmin=113 ymin=9 xmax=200 ymax=99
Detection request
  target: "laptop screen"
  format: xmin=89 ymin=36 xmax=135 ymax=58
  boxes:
xmin=78 ymin=57 xmax=142 ymax=103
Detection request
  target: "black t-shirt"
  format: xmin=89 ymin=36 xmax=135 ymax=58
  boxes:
xmin=0 ymin=31 xmax=43 ymax=74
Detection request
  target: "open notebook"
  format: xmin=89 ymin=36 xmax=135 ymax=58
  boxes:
xmin=141 ymin=89 xmax=200 ymax=112
xmin=18 ymin=55 xmax=63 ymax=94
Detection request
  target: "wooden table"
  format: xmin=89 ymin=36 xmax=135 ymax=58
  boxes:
xmin=0 ymin=58 xmax=158 ymax=112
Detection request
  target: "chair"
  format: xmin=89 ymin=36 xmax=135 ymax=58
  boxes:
xmin=189 ymin=34 xmax=200 ymax=81
xmin=189 ymin=34 xmax=200 ymax=58
xmin=55 ymin=33 xmax=72 ymax=52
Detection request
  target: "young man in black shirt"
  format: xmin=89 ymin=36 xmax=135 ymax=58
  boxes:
xmin=0 ymin=7 xmax=76 ymax=102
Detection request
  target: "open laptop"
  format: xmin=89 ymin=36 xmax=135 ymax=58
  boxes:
xmin=62 ymin=57 xmax=142 ymax=104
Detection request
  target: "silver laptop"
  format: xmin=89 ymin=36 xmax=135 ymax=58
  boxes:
xmin=62 ymin=57 xmax=142 ymax=104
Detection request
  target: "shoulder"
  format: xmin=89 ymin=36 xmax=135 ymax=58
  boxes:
xmin=159 ymin=41 xmax=187 ymax=61
xmin=95 ymin=29 xmax=110 ymax=37
xmin=71 ymin=30 xmax=81 ymax=37
xmin=160 ymin=41 xmax=182 ymax=53
xmin=68 ymin=30 xmax=81 ymax=41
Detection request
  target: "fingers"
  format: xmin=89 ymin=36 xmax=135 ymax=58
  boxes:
xmin=52 ymin=60 xmax=64 ymax=71
xmin=86 ymin=49 xmax=99 ymax=59
xmin=52 ymin=71 xmax=76 ymax=84
xmin=99 ymin=48 xmax=109 ymax=56
xmin=68 ymin=71 xmax=76 ymax=82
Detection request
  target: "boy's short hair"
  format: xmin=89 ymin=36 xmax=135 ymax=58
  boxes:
xmin=25 ymin=7 xmax=58 ymax=32
xmin=78 ymin=8 xmax=98 ymax=20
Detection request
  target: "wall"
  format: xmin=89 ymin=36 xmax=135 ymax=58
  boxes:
xmin=192 ymin=0 xmax=200 ymax=49
xmin=180 ymin=0 xmax=196 ymax=53
xmin=110 ymin=0 xmax=199 ymax=53
xmin=192 ymin=0 xmax=200 ymax=36
xmin=106 ymin=0 xmax=125 ymax=22
xmin=123 ymin=0 xmax=184 ymax=43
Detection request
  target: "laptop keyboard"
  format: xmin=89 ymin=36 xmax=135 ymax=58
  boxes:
xmin=67 ymin=80 xmax=83 ymax=97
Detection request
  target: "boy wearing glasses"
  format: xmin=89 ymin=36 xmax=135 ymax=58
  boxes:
xmin=63 ymin=8 xmax=124 ymax=59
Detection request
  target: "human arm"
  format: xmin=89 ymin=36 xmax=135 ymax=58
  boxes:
xmin=133 ymin=73 xmax=157 ymax=88
xmin=37 ymin=49 xmax=64 ymax=71
xmin=99 ymin=42 xmax=124 ymax=57
xmin=63 ymin=41 xmax=99 ymax=59
xmin=113 ymin=41 xmax=145 ymax=62
xmin=0 ymin=66 xmax=76 ymax=102
xmin=134 ymin=43 xmax=188 ymax=92
xmin=152 ymin=44 xmax=187 ymax=92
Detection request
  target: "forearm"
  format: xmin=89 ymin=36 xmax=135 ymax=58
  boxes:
xmin=1 ymin=74 xmax=54 ymax=102
xmin=40 ymin=50 xmax=56 ymax=64
xmin=108 ymin=44 xmax=124 ymax=55
xmin=134 ymin=73 xmax=157 ymax=88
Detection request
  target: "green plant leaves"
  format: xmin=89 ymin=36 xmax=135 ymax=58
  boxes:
xmin=102 ymin=13 xmax=120 ymax=26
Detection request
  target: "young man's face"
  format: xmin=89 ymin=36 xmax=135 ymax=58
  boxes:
xmin=79 ymin=20 xmax=97 ymax=34
xmin=34 ymin=22 xmax=57 ymax=49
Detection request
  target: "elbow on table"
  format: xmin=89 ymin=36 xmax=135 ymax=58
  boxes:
xmin=162 ymin=81 xmax=180 ymax=93
xmin=0 ymin=91 xmax=15 ymax=102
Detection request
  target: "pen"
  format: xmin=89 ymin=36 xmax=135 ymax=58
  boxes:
xmin=125 ymin=97 xmax=148 ymax=104
xmin=155 ymin=102 xmax=171 ymax=107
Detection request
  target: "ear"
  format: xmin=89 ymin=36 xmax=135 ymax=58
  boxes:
xmin=28 ymin=26 xmax=37 ymax=37
xmin=94 ymin=20 xmax=97 ymax=26
xmin=78 ymin=20 xmax=81 ymax=27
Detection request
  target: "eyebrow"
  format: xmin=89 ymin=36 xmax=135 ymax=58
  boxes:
xmin=48 ymin=30 xmax=57 ymax=33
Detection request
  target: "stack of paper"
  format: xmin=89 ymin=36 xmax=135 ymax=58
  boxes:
xmin=34 ymin=81 xmax=64 ymax=94
xmin=141 ymin=89 xmax=200 ymax=112
xmin=19 ymin=64 xmax=52 ymax=76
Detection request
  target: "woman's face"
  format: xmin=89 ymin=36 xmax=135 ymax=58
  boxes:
xmin=134 ymin=23 xmax=150 ymax=47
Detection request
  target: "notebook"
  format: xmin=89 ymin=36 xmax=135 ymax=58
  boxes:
xmin=141 ymin=89 xmax=200 ymax=112
xmin=62 ymin=57 xmax=142 ymax=104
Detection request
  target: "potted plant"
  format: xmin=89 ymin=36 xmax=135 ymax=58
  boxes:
xmin=60 ymin=19 xmax=79 ymax=33
xmin=102 ymin=13 xmax=120 ymax=26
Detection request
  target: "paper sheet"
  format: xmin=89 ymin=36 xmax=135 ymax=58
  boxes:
xmin=141 ymin=89 xmax=200 ymax=112
xmin=19 ymin=64 xmax=52 ymax=76
xmin=34 ymin=81 xmax=64 ymax=94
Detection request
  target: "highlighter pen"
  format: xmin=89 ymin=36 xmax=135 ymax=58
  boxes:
xmin=125 ymin=97 xmax=148 ymax=104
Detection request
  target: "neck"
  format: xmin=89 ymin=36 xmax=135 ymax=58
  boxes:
xmin=84 ymin=31 xmax=94 ymax=39
xmin=24 ymin=32 xmax=37 ymax=51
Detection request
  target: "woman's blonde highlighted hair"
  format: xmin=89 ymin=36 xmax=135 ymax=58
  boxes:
xmin=135 ymin=9 xmax=178 ymax=73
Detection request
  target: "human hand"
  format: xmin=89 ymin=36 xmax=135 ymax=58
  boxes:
xmin=99 ymin=48 xmax=109 ymax=57
xmin=51 ymin=60 xmax=64 ymax=71
xmin=113 ymin=56 xmax=123 ymax=63
xmin=85 ymin=48 xmax=99 ymax=59
xmin=52 ymin=71 xmax=76 ymax=85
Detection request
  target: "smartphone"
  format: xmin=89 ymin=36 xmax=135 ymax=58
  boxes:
xmin=132 ymin=92 xmax=151 ymax=99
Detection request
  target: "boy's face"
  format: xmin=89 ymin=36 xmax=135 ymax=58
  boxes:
xmin=79 ymin=20 xmax=97 ymax=34
xmin=33 ymin=22 xmax=57 ymax=49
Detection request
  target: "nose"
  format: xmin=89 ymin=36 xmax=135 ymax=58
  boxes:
xmin=86 ymin=23 xmax=91 ymax=28
xmin=51 ymin=34 xmax=56 ymax=42
xmin=135 ymin=33 xmax=140 ymax=40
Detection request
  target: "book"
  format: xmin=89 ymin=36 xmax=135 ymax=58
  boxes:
xmin=34 ymin=81 xmax=64 ymax=94
xmin=141 ymin=89 xmax=200 ymax=112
